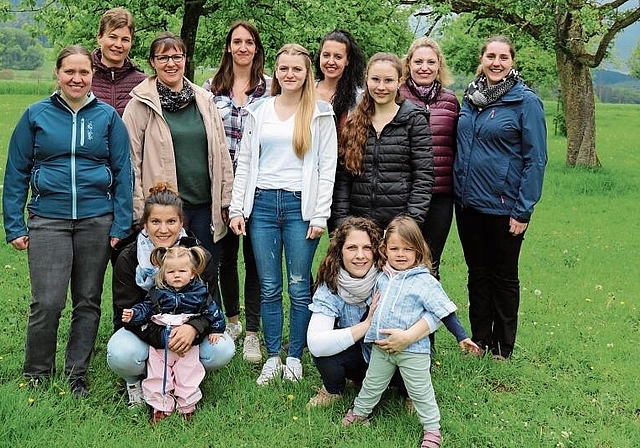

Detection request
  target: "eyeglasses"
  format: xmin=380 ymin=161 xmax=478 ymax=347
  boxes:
xmin=153 ymin=54 xmax=185 ymax=64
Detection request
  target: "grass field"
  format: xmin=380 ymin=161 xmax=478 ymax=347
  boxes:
xmin=0 ymin=96 xmax=638 ymax=447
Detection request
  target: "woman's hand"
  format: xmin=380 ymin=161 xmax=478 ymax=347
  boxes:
xmin=229 ymin=216 xmax=246 ymax=236
xmin=10 ymin=236 xmax=29 ymax=250
xmin=169 ymin=325 xmax=197 ymax=356
xmin=459 ymin=337 xmax=481 ymax=354
xmin=509 ymin=217 xmax=528 ymax=236
xmin=306 ymin=226 xmax=324 ymax=240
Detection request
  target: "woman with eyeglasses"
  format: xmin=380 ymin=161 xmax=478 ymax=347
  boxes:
xmin=122 ymin=32 xmax=234 ymax=308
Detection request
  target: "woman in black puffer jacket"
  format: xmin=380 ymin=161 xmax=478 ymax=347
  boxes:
xmin=330 ymin=52 xmax=433 ymax=232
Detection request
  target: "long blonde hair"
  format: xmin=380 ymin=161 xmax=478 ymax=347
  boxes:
xmin=403 ymin=37 xmax=454 ymax=87
xmin=271 ymin=43 xmax=316 ymax=158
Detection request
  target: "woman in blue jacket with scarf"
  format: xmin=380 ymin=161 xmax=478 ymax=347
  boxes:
xmin=454 ymin=36 xmax=547 ymax=360
xmin=2 ymin=45 xmax=133 ymax=397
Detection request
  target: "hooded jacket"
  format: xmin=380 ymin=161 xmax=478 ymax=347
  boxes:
xmin=330 ymin=100 xmax=434 ymax=230
xmin=454 ymin=80 xmax=547 ymax=222
xmin=3 ymin=92 xmax=133 ymax=243
xmin=400 ymin=83 xmax=459 ymax=195
xmin=127 ymin=277 xmax=225 ymax=349
xmin=91 ymin=48 xmax=147 ymax=116
xmin=122 ymin=76 xmax=233 ymax=242
xmin=365 ymin=265 xmax=457 ymax=354
xmin=228 ymin=97 xmax=337 ymax=229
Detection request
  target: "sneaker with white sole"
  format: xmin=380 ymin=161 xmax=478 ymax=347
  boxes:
xmin=256 ymin=356 xmax=282 ymax=385
xmin=283 ymin=356 xmax=303 ymax=382
xmin=242 ymin=333 xmax=262 ymax=363
xmin=126 ymin=380 xmax=144 ymax=407
xmin=225 ymin=321 xmax=243 ymax=341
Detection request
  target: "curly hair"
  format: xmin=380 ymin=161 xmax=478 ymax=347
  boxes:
xmin=338 ymin=52 xmax=403 ymax=176
xmin=314 ymin=29 xmax=365 ymax=120
xmin=380 ymin=216 xmax=432 ymax=271
xmin=209 ymin=21 xmax=266 ymax=96
xmin=151 ymin=245 xmax=207 ymax=289
xmin=315 ymin=216 xmax=383 ymax=294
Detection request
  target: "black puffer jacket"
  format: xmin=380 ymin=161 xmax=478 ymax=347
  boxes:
xmin=330 ymin=100 xmax=433 ymax=230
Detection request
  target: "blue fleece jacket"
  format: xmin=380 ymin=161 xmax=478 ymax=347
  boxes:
xmin=3 ymin=92 xmax=133 ymax=242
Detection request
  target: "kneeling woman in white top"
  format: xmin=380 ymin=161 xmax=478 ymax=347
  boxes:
xmin=229 ymin=43 xmax=338 ymax=385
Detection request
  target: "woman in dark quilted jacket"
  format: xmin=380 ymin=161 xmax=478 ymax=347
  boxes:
xmin=330 ymin=52 xmax=434 ymax=233
xmin=400 ymin=37 xmax=459 ymax=280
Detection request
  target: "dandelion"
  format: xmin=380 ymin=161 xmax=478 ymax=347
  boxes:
xmin=286 ymin=394 xmax=294 ymax=401
xmin=607 ymin=343 xmax=613 ymax=348
xmin=59 ymin=391 xmax=66 ymax=395
xmin=585 ymin=298 xmax=591 ymax=303
xmin=19 ymin=382 xmax=26 ymax=388
xmin=293 ymin=416 xmax=299 ymax=421
xmin=620 ymin=301 xmax=625 ymax=305
xmin=434 ymin=360 xmax=441 ymax=367
xmin=28 ymin=397 xmax=35 ymax=405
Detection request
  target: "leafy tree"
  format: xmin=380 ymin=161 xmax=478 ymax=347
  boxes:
xmin=413 ymin=0 xmax=640 ymax=167
xmin=0 ymin=27 xmax=44 ymax=69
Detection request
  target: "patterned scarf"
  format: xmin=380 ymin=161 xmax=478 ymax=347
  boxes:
xmin=464 ymin=69 xmax=519 ymax=109
xmin=157 ymin=78 xmax=195 ymax=112
xmin=406 ymin=78 xmax=441 ymax=105
xmin=337 ymin=266 xmax=379 ymax=307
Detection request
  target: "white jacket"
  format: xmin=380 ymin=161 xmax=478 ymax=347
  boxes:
xmin=229 ymin=97 xmax=337 ymax=229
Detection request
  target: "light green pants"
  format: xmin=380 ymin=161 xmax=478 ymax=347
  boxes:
xmin=353 ymin=345 xmax=440 ymax=430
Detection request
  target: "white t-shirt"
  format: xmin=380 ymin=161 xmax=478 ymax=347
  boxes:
xmin=256 ymin=98 xmax=303 ymax=191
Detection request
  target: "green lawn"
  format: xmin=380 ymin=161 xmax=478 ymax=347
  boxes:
xmin=0 ymin=96 xmax=638 ymax=447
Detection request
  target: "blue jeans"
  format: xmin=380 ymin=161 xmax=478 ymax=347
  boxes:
xmin=25 ymin=215 xmax=112 ymax=380
xmin=106 ymin=328 xmax=236 ymax=383
xmin=248 ymin=189 xmax=319 ymax=359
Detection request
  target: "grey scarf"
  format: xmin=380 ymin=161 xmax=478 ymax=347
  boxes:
xmin=337 ymin=266 xmax=379 ymax=307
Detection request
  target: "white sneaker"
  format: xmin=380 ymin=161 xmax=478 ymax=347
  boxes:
xmin=126 ymin=380 xmax=144 ymax=407
xmin=283 ymin=356 xmax=303 ymax=382
xmin=242 ymin=333 xmax=262 ymax=363
xmin=256 ymin=356 xmax=282 ymax=386
xmin=225 ymin=321 xmax=243 ymax=341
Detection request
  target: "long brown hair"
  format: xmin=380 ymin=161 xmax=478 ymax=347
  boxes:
xmin=339 ymin=52 xmax=402 ymax=176
xmin=272 ymin=43 xmax=316 ymax=158
xmin=315 ymin=216 xmax=383 ymax=293
xmin=210 ymin=21 xmax=266 ymax=95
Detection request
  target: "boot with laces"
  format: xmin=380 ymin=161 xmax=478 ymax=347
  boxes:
xmin=307 ymin=385 xmax=342 ymax=408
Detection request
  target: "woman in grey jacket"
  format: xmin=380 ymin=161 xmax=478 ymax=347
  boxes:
xmin=330 ymin=52 xmax=434 ymax=232
xmin=229 ymin=43 xmax=337 ymax=386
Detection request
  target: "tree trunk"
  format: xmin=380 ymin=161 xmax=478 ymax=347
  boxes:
xmin=180 ymin=0 xmax=206 ymax=81
xmin=555 ymin=10 xmax=600 ymax=168
xmin=556 ymin=51 xmax=600 ymax=167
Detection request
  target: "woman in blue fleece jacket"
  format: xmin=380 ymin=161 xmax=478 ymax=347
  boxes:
xmin=2 ymin=45 xmax=133 ymax=398
xmin=453 ymin=36 xmax=547 ymax=359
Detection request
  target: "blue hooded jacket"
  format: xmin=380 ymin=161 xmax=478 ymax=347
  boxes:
xmin=3 ymin=92 xmax=133 ymax=242
xmin=454 ymin=80 xmax=547 ymax=222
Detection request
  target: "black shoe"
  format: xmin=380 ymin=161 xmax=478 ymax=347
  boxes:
xmin=70 ymin=377 xmax=89 ymax=399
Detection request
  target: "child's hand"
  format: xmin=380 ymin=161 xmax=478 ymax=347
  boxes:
xmin=208 ymin=333 xmax=222 ymax=345
xmin=459 ymin=338 xmax=481 ymax=354
xmin=122 ymin=309 xmax=133 ymax=323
